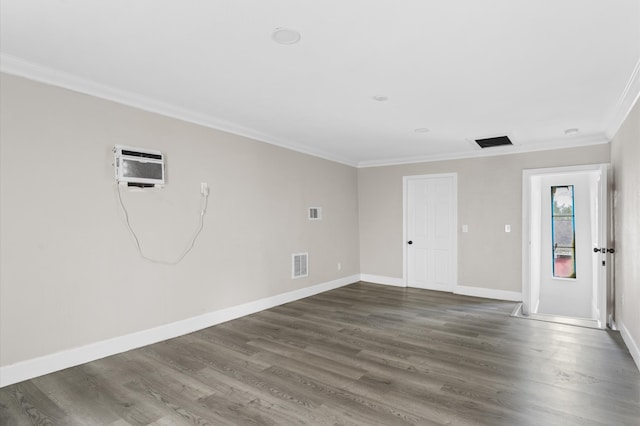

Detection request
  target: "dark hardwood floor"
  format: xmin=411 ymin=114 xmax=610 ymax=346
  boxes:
xmin=1 ymin=282 xmax=639 ymax=425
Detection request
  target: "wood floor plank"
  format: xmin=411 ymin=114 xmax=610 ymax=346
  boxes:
xmin=1 ymin=282 xmax=639 ymax=425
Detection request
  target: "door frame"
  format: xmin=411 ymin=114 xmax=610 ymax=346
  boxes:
xmin=403 ymin=173 xmax=458 ymax=289
xmin=521 ymin=163 xmax=610 ymax=327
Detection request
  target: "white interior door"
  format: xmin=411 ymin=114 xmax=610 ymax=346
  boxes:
xmin=405 ymin=174 xmax=457 ymax=291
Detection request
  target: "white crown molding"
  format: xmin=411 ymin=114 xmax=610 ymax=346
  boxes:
xmin=606 ymin=57 xmax=640 ymax=140
xmin=357 ymin=134 xmax=610 ymax=168
xmin=0 ymin=54 xmax=358 ymax=168
xmin=0 ymin=274 xmax=359 ymax=388
xmin=1 ymin=53 xmax=628 ymax=170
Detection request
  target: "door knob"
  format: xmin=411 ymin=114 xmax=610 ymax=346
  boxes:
xmin=594 ymin=247 xmax=614 ymax=253
xmin=408 ymin=240 xmax=413 ymax=245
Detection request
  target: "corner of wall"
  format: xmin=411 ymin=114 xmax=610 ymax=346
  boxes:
xmin=619 ymin=320 xmax=640 ymax=372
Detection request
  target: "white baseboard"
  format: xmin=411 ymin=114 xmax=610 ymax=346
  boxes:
xmin=454 ymin=285 xmax=523 ymax=302
xmin=358 ymin=275 xmax=523 ymax=303
xmin=359 ymin=274 xmax=406 ymax=287
xmin=618 ymin=320 xmax=640 ymax=372
xmin=0 ymin=274 xmax=359 ymax=388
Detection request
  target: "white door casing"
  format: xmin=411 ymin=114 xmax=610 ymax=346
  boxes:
xmin=522 ymin=164 xmax=609 ymax=328
xmin=404 ymin=174 xmax=457 ymax=291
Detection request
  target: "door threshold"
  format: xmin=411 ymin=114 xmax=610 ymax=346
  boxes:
xmin=510 ymin=303 xmax=602 ymax=329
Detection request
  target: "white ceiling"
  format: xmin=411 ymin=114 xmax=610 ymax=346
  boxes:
xmin=1 ymin=0 xmax=639 ymax=167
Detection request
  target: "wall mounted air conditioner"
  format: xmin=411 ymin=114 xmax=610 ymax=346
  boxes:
xmin=114 ymin=145 xmax=165 ymax=186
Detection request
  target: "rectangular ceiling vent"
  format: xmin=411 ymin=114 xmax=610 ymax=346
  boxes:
xmin=292 ymin=253 xmax=308 ymax=279
xmin=475 ymin=135 xmax=513 ymax=149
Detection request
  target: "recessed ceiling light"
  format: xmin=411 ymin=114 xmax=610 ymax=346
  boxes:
xmin=372 ymin=95 xmax=388 ymax=102
xmin=564 ymin=128 xmax=580 ymax=135
xmin=414 ymin=128 xmax=430 ymax=133
xmin=272 ymin=28 xmax=301 ymax=45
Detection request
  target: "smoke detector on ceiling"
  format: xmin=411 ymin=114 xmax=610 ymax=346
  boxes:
xmin=272 ymin=28 xmax=301 ymax=45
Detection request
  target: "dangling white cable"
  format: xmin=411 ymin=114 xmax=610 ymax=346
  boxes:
xmin=115 ymin=183 xmax=208 ymax=265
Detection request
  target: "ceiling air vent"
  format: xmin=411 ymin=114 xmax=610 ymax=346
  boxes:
xmin=292 ymin=253 xmax=308 ymax=279
xmin=475 ymin=136 xmax=513 ymax=149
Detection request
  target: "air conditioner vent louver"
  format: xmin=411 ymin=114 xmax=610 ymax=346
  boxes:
xmin=292 ymin=253 xmax=308 ymax=279
xmin=114 ymin=145 xmax=165 ymax=186
xmin=121 ymin=149 xmax=162 ymax=160
xmin=475 ymin=136 xmax=513 ymax=148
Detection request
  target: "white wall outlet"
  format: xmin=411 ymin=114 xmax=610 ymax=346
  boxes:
xmin=505 ymin=224 xmax=511 ymax=233
xmin=337 ymin=262 xmax=342 ymax=271
xmin=462 ymin=224 xmax=468 ymax=233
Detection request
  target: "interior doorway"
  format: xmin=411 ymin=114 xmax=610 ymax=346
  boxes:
xmin=403 ymin=173 xmax=457 ymax=291
xmin=522 ymin=164 xmax=611 ymax=329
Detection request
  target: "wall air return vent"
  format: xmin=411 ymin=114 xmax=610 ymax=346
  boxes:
xmin=475 ymin=136 xmax=513 ymax=149
xmin=308 ymin=207 xmax=322 ymax=220
xmin=292 ymin=253 xmax=308 ymax=279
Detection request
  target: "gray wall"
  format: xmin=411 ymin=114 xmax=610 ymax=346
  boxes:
xmin=0 ymin=74 xmax=360 ymax=366
xmin=358 ymin=145 xmax=610 ymax=292
xmin=611 ymin=97 xmax=640 ymax=359
xmin=1 ymin=70 xmax=636 ymax=373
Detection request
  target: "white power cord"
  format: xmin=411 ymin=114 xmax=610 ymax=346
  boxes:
xmin=115 ymin=183 xmax=209 ymax=265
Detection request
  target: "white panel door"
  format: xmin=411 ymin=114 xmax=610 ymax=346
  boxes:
xmin=406 ymin=175 xmax=456 ymax=291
